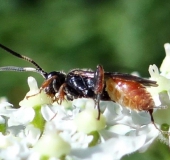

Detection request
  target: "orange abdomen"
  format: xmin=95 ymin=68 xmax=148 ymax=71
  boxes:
xmin=105 ymin=78 xmax=155 ymax=111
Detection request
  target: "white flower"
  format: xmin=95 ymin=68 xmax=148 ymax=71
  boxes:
xmin=148 ymin=64 xmax=170 ymax=95
xmin=70 ymin=133 xmax=147 ymax=160
xmin=18 ymin=124 xmax=41 ymax=147
xmin=160 ymin=43 xmax=170 ymax=76
xmin=41 ymin=104 xmax=93 ymax=149
xmin=8 ymin=107 xmax=35 ymax=127
xmin=0 ymin=133 xmax=30 ymax=160
xmin=0 ymin=101 xmax=15 ymax=116
xmin=33 ymin=131 xmax=71 ymax=158
xmin=19 ymin=77 xmax=52 ymax=108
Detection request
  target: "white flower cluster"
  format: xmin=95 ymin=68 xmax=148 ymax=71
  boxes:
xmin=0 ymin=43 xmax=170 ymax=160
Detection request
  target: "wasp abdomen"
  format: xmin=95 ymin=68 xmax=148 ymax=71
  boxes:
xmin=105 ymin=78 xmax=155 ymax=111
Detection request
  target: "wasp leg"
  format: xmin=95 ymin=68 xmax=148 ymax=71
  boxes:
xmin=55 ymin=83 xmax=66 ymax=104
xmin=94 ymin=65 xmax=105 ymax=120
xmin=26 ymin=89 xmax=42 ymax=99
xmin=95 ymin=94 xmax=101 ymax=120
xmin=149 ymin=109 xmax=170 ymax=136
xmin=26 ymin=76 xmax=56 ymax=99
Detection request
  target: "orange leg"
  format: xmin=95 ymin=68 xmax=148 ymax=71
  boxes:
xmin=55 ymin=83 xmax=67 ymax=104
xmin=26 ymin=89 xmax=42 ymax=99
xmin=26 ymin=76 xmax=57 ymax=99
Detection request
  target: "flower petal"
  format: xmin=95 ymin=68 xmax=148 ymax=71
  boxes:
xmin=8 ymin=107 xmax=35 ymax=127
xmin=70 ymin=133 xmax=146 ymax=160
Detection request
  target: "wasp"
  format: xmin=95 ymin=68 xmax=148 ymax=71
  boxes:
xmin=0 ymin=43 xmax=158 ymax=127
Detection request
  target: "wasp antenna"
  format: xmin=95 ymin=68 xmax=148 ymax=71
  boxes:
xmin=0 ymin=66 xmax=47 ymax=78
xmin=0 ymin=43 xmax=47 ymax=77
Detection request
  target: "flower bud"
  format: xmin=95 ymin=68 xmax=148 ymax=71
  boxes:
xmin=74 ymin=108 xmax=106 ymax=134
xmin=33 ymin=132 xmax=71 ymax=158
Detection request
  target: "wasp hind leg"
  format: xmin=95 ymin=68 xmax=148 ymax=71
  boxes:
xmin=93 ymin=65 xmax=105 ymax=120
xmin=149 ymin=109 xmax=170 ymax=136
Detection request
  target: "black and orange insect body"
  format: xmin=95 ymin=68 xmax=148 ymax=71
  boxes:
xmin=0 ymin=43 xmax=160 ymax=131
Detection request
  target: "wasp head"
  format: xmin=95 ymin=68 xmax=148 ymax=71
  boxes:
xmin=42 ymin=71 xmax=66 ymax=97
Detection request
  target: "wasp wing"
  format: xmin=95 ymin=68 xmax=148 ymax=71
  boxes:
xmin=105 ymin=72 xmax=158 ymax=87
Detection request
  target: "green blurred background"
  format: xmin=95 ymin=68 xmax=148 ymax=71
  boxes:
xmin=0 ymin=0 xmax=170 ymax=159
